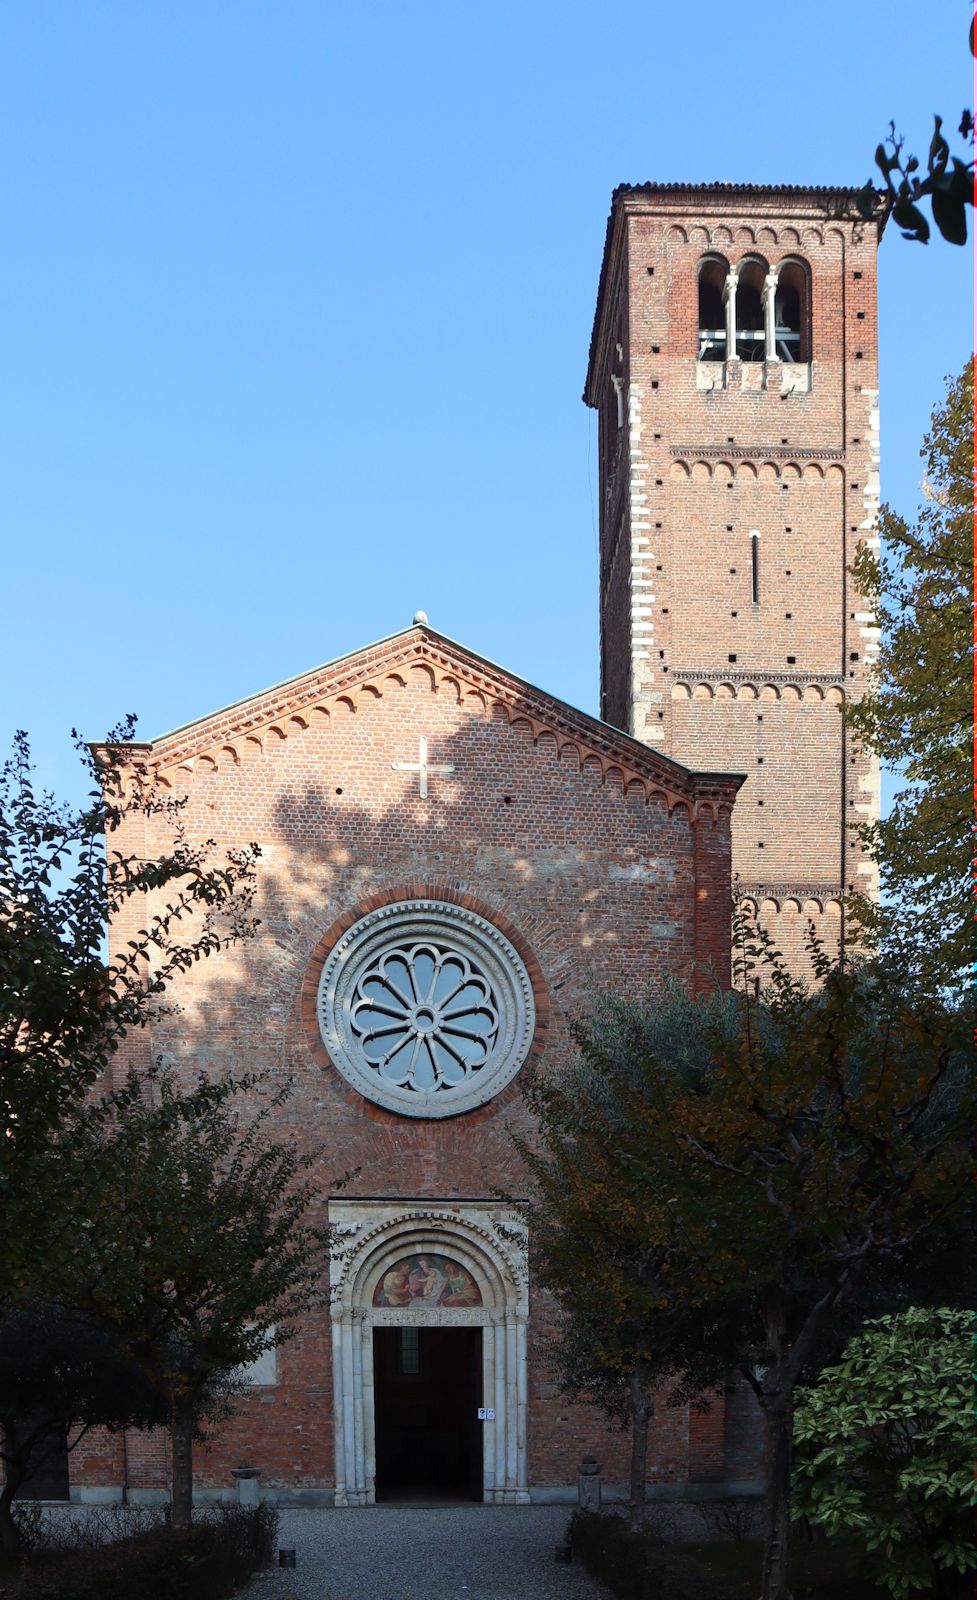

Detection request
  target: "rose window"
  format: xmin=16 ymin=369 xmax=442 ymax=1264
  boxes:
xmin=317 ymin=900 xmax=535 ymax=1117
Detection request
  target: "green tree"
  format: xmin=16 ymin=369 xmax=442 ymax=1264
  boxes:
xmin=58 ymin=1068 xmax=331 ymax=1532
xmin=0 ymin=1302 xmax=167 ymax=1554
xmin=514 ymin=985 xmax=742 ymax=1529
xmin=858 ymin=115 xmax=974 ymax=244
xmin=856 ymin=18 xmax=974 ymax=244
xmin=540 ymin=929 xmax=973 ymax=1600
xmin=0 ymin=726 xmax=260 ymax=1300
xmin=845 ymin=360 xmax=973 ymax=993
xmin=793 ymin=1308 xmax=976 ymax=1599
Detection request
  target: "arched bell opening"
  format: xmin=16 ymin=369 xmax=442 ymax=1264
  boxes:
xmin=775 ymin=258 xmax=811 ymax=363
xmin=697 ymin=255 xmax=729 ymax=361
xmin=735 ymin=257 xmax=768 ymax=361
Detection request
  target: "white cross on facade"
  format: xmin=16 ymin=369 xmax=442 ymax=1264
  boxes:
xmin=391 ymin=736 xmax=455 ymax=799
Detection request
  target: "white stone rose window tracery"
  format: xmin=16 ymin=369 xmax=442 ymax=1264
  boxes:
xmin=350 ymin=943 xmax=499 ymax=1092
xmin=317 ymin=900 xmax=535 ymax=1118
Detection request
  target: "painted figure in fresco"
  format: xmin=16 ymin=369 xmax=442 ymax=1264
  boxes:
xmin=408 ymin=1255 xmax=446 ymax=1303
xmin=374 ymin=1260 xmax=412 ymax=1306
xmin=372 ymin=1253 xmax=483 ymax=1308
xmin=440 ymin=1262 xmax=481 ymax=1306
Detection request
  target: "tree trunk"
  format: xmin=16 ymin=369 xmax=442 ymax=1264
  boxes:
xmin=760 ymin=1393 xmax=794 ymax=1600
xmin=627 ymin=1364 xmax=653 ymax=1531
xmin=169 ymin=1394 xmax=194 ymax=1533
xmin=0 ymin=1427 xmax=26 ymax=1556
xmin=0 ymin=1476 xmax=23 ymax=1557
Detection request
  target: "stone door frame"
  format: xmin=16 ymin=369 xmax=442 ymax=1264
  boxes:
xmin=329 ymin=1200 xmax=530 ymax=1506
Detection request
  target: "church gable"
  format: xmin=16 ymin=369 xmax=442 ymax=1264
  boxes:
xmin=137 ymin=624 xmax=742 ymax=823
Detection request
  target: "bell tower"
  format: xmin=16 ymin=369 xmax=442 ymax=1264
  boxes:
xmin=584 ymin=184 xmax=882 ymax=972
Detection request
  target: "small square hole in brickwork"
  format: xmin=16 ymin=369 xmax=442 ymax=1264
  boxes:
xmin=652 ymin=345 xmax=660 ymax=353
xmin=853 ymin=436 xmax=861 ymax=443
xmin=786 ymin=656 xmax=796 ymax=664
xmin=854 ymin=270 xmax=862 ymax=279
xmin=658 ymin=711 xmax=664 ymax=718
xmin=785 ymin=612 xmax=792 ymax=618
xmin=855 ymin=352 xmax=863 ymax=360
xmin=728 ymin=654 xmax=736 ymax=663
xmin=655 ymin=522 xmax=662 ymax=529
xmin=758 ymin=842 xmax=765 ymax=848
xmin=757 ymin=757 xmax=764 ymax=764
xmin=757 ymin=714 xmax=763 ymax=722
xmin=726 ymin=525 xmax=733 ymax=531
xmin=856 ymin=311 xmax=865 ymax=320
xmin=652 ymin=381 xmax=659 ymax=389
xmin=659 ymin=650 xmax=665 ymax=658
xmin=647 ymin=266 xmax=654 ymax=275
xmin=781 ymin=437 xmax=788 ymax=444
xmin=662 ymin=607 xmax=668 ymax=613
xmin=727 ymin=436 xmax=734 ymax=443
xmin=731 ymin=611 xmax=738 ymax=617
xmin=851 ymin=484 xmax=859 ymax=490
xmin=730 ymin=567 xmax=736 ymax=574
xmin=654 ymin=432 xmax=661 ymax=440
xmin=655 ymin=478 xmax=663 ymax=486
xmin=785 ymin=526 xmax=792 ymax=532
xmin=850 ymin=651 xmax=859 ymax=661
xmin=786 ymin=569 xmax=792 ymax=576
xmin=757 ymin=800 xmax=764 ymax=806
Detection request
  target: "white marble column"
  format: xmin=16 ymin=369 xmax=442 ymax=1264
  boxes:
xmin=763 ymin=268 xmax=780 ymax=362
xmin=723 ymin=268 xmax=738 ymax=362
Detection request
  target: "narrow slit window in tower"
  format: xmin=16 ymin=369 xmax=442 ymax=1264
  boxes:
xmin=750 ymin=531 xmax=760 ymax=604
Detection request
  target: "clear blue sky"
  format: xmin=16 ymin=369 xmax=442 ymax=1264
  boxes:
xmin=0 ymin=0 xmax=972 ymax=803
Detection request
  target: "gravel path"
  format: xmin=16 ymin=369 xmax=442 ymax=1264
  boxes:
xmin=241 ymin=1506 xmax=611 ymax=1600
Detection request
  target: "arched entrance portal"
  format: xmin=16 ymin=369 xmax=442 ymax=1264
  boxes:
xmin=329 ymin=1202 xmax=530 ymax=1506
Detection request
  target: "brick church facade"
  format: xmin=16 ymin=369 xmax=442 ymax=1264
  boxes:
xmin=63 ymin=183 xmax=879 ymax=1508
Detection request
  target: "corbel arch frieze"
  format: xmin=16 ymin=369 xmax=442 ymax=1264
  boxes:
xmin=146 ymin=639 xmax=708 ymax=818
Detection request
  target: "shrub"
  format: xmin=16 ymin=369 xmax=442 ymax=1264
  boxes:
xmin=7 ymin=1503 xmax=277 ymax=1600
xmin=568 ymin=1510 xmax=668 ymax=1600
xmin=793 ymin=1308 xmax=976 ymax=1600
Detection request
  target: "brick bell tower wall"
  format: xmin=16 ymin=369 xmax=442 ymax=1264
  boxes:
xmin=585 ymin=186 xmax=882 ymax=975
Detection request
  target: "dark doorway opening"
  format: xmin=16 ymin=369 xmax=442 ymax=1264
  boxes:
xmin=373 ymin=1327 xmax=482 ymax=1503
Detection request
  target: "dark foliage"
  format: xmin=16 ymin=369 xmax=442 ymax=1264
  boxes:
xmin=6 ymin=1504 xmax=277 ymax=1600
xmin=568 ymin=1511 xmax=879 ymax=1600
